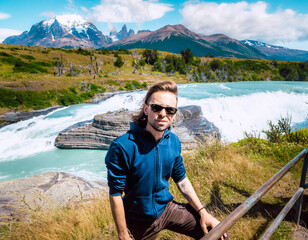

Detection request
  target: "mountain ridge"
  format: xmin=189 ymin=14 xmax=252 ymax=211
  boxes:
xmin=3 ymin=14 xmax=308 ymax=61
xmin=106 ymin=24 xmax=267 ymax=59
xmin=241 ymin=40 xmax=308 ymax=61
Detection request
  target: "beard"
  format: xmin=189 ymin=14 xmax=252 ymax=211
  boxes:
xmin=147 ymin=117 xmax=171 ymax=132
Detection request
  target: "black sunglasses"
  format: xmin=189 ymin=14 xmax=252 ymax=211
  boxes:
xmin=148 ymin=104 xmax=178 ymax=115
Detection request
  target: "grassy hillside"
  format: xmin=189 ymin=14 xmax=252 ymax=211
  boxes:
xmin=0 ymin=126 xmax=307 ymax=239
xmin=0 ymin=43 xmax=307 ymax=114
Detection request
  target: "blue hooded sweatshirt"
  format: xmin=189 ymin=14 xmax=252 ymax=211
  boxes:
xmin=105 ymin=122 xmax=186 ymax=223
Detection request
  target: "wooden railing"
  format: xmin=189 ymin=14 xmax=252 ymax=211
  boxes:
xmin=202 ymin=147 xmax=308 ymax=240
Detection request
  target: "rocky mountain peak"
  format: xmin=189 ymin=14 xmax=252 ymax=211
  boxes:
xmin=109 ymin=24 xmax=135 ymax=42
xmin=54 ymin=14 xmax=88 ymax=28
xmin=3 ymin=14 xmax=112 ymax=49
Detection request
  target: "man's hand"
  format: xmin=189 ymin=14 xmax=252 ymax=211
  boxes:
xmin=176 ymin=178 xmax=228 ymax=240
xmin=109 ymin=195 xmax=133 ymax=240
xmin=118 ymin=232 xmax=133 ymax=240
xmin=199 ymin=209 xmax=228 ymax=240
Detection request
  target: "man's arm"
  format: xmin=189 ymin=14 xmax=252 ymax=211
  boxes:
xmin=176 ymin=177 xmax=227 ymax=240
xmin=109 ymin=195 xmax=132 ymax=240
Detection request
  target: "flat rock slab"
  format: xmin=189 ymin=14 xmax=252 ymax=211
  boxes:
xmin=0 ymin=172 xmax=107 ymax=219
xmin=55 ymin=105 xmax=220 ymax=150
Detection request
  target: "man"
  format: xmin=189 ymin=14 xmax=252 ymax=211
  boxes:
xmin=105 ymin=81 xmax=228 ymax=240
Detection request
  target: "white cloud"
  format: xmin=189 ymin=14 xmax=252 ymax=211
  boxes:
xmin=81 ymin=6 xmax=89 ymax=13
xmin=0 ymin=29 xmax=23 ymax=43
xmin=92 ymin=0 xmax=174 ymax=23
xmin=181 ymin=1 xmax=308 ymax=44
xmin=0 ymin=12 xmax=11 ymax=19
xmin=40 ymin=11 xmax=56 ymax=18
xmin=108 ymin=23 xmax=117 ymax=32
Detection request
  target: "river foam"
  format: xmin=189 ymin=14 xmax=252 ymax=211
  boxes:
xmin=178 ymin=91 xmax=308 ymax=142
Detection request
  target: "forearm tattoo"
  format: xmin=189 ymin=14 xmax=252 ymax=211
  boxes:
xmin=177 ymin=181 xmax=193 ymax=204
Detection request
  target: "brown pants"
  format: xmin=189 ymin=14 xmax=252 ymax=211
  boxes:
xmin=126 ymin=201 xmax=205 ymax=240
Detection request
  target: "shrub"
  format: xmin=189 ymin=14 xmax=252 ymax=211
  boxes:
xmin=132 ymin=80 xmax=141 ymax=89
xmin=279 ymin=64 xmax=292 ymax=78
xmin=69 ymin=87 xmax=77 ymax=94
xmin=106 ymin=80 xmax=119 ymax=86
xmin=35 ymin=61 xmax=52 ymax=67
xmin=77 ymin=47 xmax=91 ymax=56
xmin=114 ymin=55 xmax=124 ymax=68
xmin=124 ymin=82 xmax=133 ymax=90
xmin=0 ymin=88 xmax=51 ymax=109
xmin=262 ymin=116 xmax=292 ymax=143
xmin=89 ymin=83 xmax=106 ymax=93
xmin=152 ymin=60 xmax=162 ymax=72
xmin=209 ymin=59 xmax=221 ymax=71
xmin=57 ymin=90 xmax=81 ymax=106
xmin=79 ymin=92 xmax=94 ymax=100
xmin=1 ymin=56 xmax=21 ymax=65
xmin=13 ymin=61 xmax=48 ymax=74
xmin=115 ymin=49 xmax=130 ymax=55
xmin=20 ymin=54 xmax=35 ymax=60
xmin=139 ymin=59 xmax=146 ymax=66
xmin=98 ymin=49 xmax=112 ymax=55
xmin=42 ymin=50 xmax=50 ymax=54
xmin=0 ymin=51 xmax=12 ymax=57
xmin=165 ymin=63 xmax=175 ymax=74
xmin=181 ymin=48 xmax=194 ymax=64
xmin=142 ymin=49 xmax=158 ymax=65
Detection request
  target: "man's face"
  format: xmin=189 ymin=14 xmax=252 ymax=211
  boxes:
xmin=144 ymin=91 xmax=177 ymax=132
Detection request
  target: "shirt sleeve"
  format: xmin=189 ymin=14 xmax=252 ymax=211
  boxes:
xmin=105 ymin=141 xmax=129 ymax=196
xmin=171 ymin=139 xmax=186 ymax=183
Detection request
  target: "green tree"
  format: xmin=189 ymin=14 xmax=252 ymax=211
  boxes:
xmin=209 ymin=59 xmax=221 ymax=71
xmin=114 ymin=55 xmax=124 ymax=68
xmin=142 ymin=49 xmax=159 ymax=65
xmin=181 ymin=48 xmax=194 ymax=64
xmin=152 ymin=60 xmax=162 ymax=72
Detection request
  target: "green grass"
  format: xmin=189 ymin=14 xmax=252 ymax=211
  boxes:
xmin=0 ymin=83 xmax=108 ymax=112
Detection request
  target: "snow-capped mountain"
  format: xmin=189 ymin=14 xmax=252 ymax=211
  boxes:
xmin=3 ymin=14 xmax=112 ymax=49
xmin=241 ymin=40 xmax=308 ymax=61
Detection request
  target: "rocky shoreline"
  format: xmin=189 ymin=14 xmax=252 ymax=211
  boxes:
xmin=0 ymin=172 xmax=107 ymax=219
xmin=0 ymin=106 xmax=62 ymax=128
xmin=0 ymin=90 xmax=131 ymax=128
xmin=55 ymin=105 xmax=221 ymax=150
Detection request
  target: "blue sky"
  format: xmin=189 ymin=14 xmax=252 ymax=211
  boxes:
xmin=1 ymin=0 xmax=308 ymax=50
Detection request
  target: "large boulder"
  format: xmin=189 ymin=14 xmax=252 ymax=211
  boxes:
xmin=0 ymin=172 xmax=107 ymax=219
xmin=55 ymin=105 xmax=220 ymax=150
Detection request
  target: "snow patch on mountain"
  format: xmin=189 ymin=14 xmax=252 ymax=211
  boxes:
xmin=43 ymin=19 xmax=55 ymax=27
xmin=241 ymin=40 xmax=287 ymax=50
xmin=55 ymin=14 xmax=87 ymax=28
